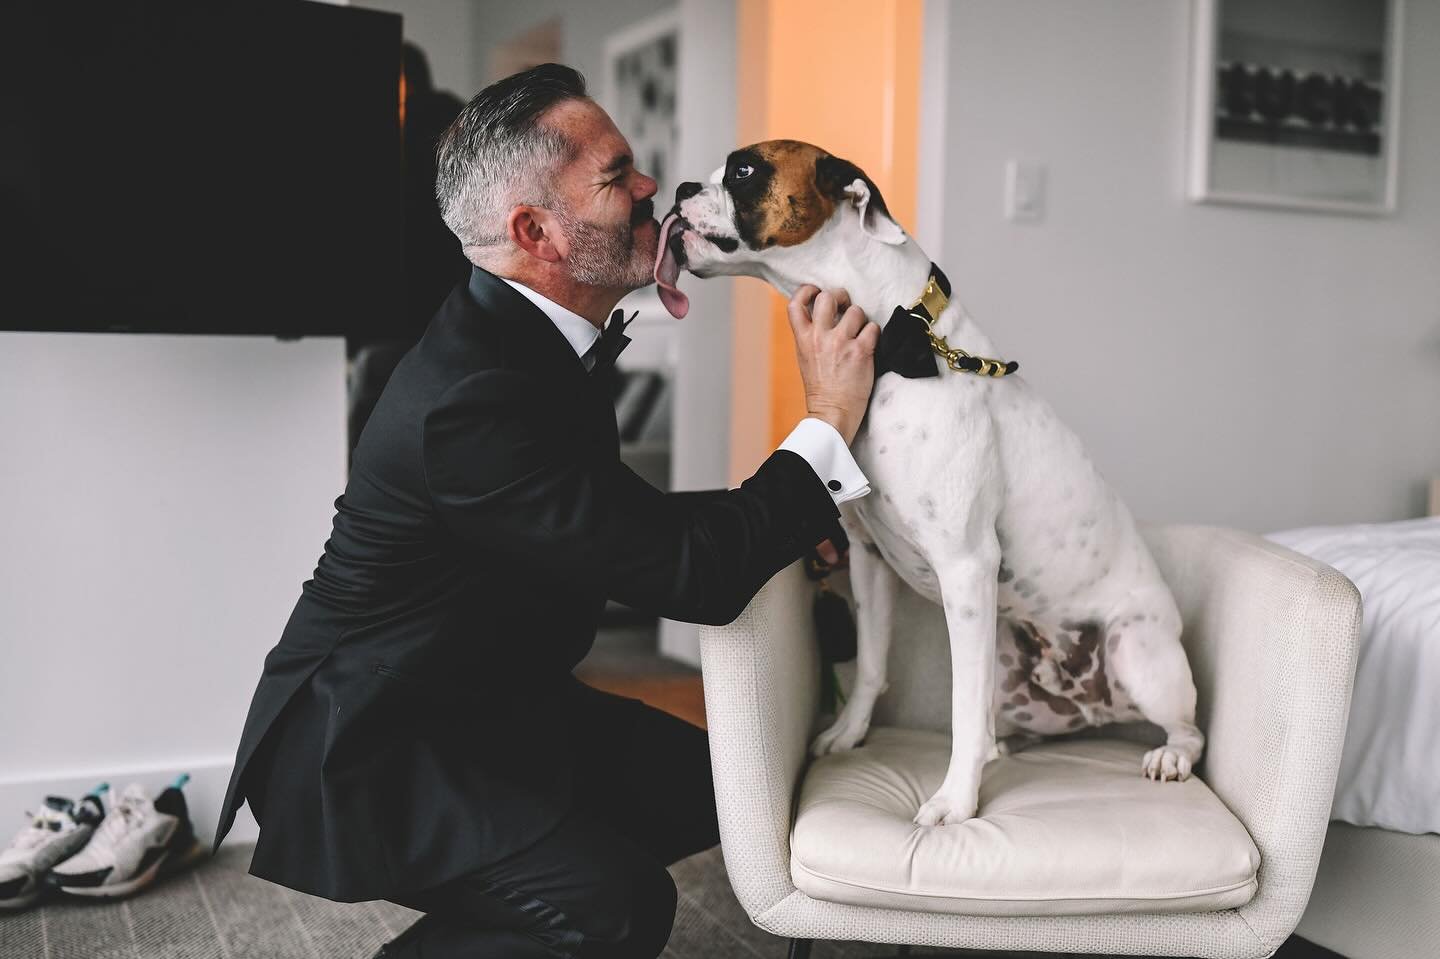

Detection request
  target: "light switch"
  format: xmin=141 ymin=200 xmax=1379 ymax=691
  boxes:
xmin=1004 ymin=160 xmax=1045 ymax=222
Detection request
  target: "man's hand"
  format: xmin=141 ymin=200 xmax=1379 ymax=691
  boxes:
xmin=788 ymin=286 xmax=878 ymax=446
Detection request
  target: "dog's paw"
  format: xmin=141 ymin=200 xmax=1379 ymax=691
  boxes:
xmin=913 ymin=787 xmax=979 ymax=826
xmin=1141 ymin=746 xmax=1193 ymax=782
xmin=810 ymin=713 xmax=870 ymax=757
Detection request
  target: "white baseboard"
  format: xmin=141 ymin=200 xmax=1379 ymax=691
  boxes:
xmin=0 ymin=758 xmax=257 ymax=849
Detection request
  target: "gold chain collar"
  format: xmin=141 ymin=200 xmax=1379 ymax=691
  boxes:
xmin=907 ymin=272 xmax=1018 ymax=378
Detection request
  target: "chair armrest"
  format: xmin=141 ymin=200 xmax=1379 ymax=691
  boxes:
xmin=698 ymin=560 xmax=819 ymax=920
xmin=1143 ymin=524 xmax=1362 ymax=948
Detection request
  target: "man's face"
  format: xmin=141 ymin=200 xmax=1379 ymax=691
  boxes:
xmin=539 ymin=99 xmax=659 ymax=290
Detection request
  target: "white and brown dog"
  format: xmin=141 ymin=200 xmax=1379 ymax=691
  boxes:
xmin=654 ymin=140 xmax=1205 ymax=826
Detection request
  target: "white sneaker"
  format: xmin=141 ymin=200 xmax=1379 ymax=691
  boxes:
xmin=47 ymin=775 xmax=206 ymax=899
xmin=0 ymin=784 xmax=108 ymax=910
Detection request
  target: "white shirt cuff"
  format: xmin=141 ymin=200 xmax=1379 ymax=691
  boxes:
xmin=777 ymin=417 xmax=871 ymax=506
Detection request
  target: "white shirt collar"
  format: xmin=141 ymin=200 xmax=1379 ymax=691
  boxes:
xmin=500 ymin=277 xmax=603 ymax=370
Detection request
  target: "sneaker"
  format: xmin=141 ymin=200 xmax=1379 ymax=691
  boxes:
xmin=0 ymin=783 xmax=109 ymax=910
xmin=47 ymin=775 xmax=206 ymax=899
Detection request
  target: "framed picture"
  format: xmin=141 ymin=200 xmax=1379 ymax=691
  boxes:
xmin=602 ymin=10 xmax=680 ymax=199
xmin=1187 ymin=0 xmax=1403 ymax=215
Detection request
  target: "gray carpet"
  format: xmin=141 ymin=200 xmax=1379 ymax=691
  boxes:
xmin=0 ymin=842 xmax=925 ymax=959
xmin=0 ymin=842 xmax=1332 ymax=959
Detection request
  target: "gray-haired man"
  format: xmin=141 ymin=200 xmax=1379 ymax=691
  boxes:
xmin=214 ymin=63 xmax=877 ymax=958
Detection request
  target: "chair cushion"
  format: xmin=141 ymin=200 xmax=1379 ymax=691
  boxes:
xmin=790 ymin=728 xmax=1260 ymax=916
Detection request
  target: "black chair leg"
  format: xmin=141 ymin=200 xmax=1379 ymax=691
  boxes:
xmin=787 ymin=939 xmax=814 ymax=959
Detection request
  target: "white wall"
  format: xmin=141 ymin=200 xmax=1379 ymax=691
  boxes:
xmin=356 ymin=0 xmax=486 ymax=96
xmin=464 ymin=0 xmax=674 ymax=92
xmin=358 ymin=0 xmax=678 ymax=100
xmin=922 ymin=0 xmax=1440 ymax=532
xmin=0 ymin=335 xmax=347 ymax=844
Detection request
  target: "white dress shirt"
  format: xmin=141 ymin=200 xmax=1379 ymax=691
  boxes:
xmin=501 ymin=277 xmax=871 ymax=506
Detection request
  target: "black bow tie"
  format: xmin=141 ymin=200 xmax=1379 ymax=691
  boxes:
xmin=874 ymin=263 xmax=1018 ymax=380
xmin=875 ymin=307 xmax=941 ymax=379
xmin=587 ymin=309 xmax=635 ymax=374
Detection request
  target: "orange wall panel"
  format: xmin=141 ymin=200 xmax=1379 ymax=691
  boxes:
xmin=732 ymin=0 xmax=922 ymax=456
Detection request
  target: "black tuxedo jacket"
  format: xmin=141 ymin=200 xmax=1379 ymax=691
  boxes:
xmin=212 ymin=266 xmax=841 ymax=902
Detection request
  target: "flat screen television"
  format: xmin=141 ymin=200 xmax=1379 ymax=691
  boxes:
xmin=1 ymin=0 xmax=402 ymax=338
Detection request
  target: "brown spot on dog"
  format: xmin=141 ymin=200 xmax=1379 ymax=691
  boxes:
xmin=1067 ymin=715 xmax=1086 ymax=729
xmin=727 ymin=140 xmax=836 ymax=249
xmin=1011 ymin=694 xmax=1029 ymax=706
xmin=1058 ymin=622 xmax=1100 ymax=678
xmin=998 ymin=653 xmax=1015 ymax=667
xmin=1014 ymin=711 xmax=1033 ymax=722
xmin=1027 ymin=682 xmax=1081 ymax=715
xmin=997 ymin=564 xmax=1015 ymax=584
xmin=1010 ymin=621 xmax=1045 ymax=659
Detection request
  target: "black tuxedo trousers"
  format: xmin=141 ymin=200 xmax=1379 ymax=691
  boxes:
xmin=213 ymin=267 xmax=842 ymax=910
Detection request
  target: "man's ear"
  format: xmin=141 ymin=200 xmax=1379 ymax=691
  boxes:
xmin=814 ymin=154 xmax=906 ymax=246
xmin=506 ymin=205 xmax=563 ymax=263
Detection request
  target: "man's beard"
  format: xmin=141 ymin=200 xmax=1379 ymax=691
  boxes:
xmin=550 ymin=201 xmax=656 ymax=290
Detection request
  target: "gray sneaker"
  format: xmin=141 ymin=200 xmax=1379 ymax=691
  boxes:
xmin=0 ymin=783 xmax=108 ymax=910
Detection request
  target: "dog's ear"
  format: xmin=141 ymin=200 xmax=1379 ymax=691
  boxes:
xmin=815 ymin=155 xmax=907 ymax=246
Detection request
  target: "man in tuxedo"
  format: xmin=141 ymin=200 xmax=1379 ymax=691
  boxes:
xmin=213 ymin=63 xmax=878 ymax=958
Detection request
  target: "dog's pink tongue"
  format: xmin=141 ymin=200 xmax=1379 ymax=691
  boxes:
xmin=653 ymin=213 xmax=689 ymax=319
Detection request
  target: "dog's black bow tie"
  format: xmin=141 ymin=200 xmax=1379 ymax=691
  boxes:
xmin=587 ymin=309 xmax=636 ymax=374
xmin=875 ymin=263 xmax=1019 ymax=380
xmin=875 ymin=307 xmax=941 ymax=379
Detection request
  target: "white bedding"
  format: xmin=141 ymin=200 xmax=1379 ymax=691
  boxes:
xmin=1267 ymin=517 xmax=1440 ymax=835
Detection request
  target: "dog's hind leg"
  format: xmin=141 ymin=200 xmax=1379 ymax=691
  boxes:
xmin=1109 ymin=614 xmax=1206 ymax=782
xmin=811 ymin=538 xmax=901 ymax=756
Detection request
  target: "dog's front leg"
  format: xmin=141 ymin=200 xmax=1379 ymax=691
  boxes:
xmin=914 ymin=539 xmax=1002 ymax=826
xmin=811 ymin=537 xmax=900 ymax=756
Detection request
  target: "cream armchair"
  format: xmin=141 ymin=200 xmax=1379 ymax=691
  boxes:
xmin=698 ymin=525 xmax=1361 ymax=958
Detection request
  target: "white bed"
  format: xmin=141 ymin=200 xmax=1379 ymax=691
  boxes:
xmin=1266 ymin=509 xmax=1440 ymax=959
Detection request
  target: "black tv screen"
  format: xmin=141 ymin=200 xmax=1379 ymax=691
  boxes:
xmin=1 ymin=0 xmax=402 ymax=337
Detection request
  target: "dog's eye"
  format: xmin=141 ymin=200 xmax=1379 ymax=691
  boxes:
xmin=732 ymin=163 xmax=754 ymax=180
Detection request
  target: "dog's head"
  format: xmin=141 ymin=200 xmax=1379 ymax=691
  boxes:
xmin=653 ymin=139 xmax=907 ymax=318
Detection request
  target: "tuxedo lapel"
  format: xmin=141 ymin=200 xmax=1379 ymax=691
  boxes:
xmin=465 ymin=267 xmax=592 ymax=389
xmin=465 ymin=267 xmax=619 ymax=457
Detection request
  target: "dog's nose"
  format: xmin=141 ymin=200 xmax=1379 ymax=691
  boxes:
xmin=675 ymin=181 xmax=702 ymax=202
